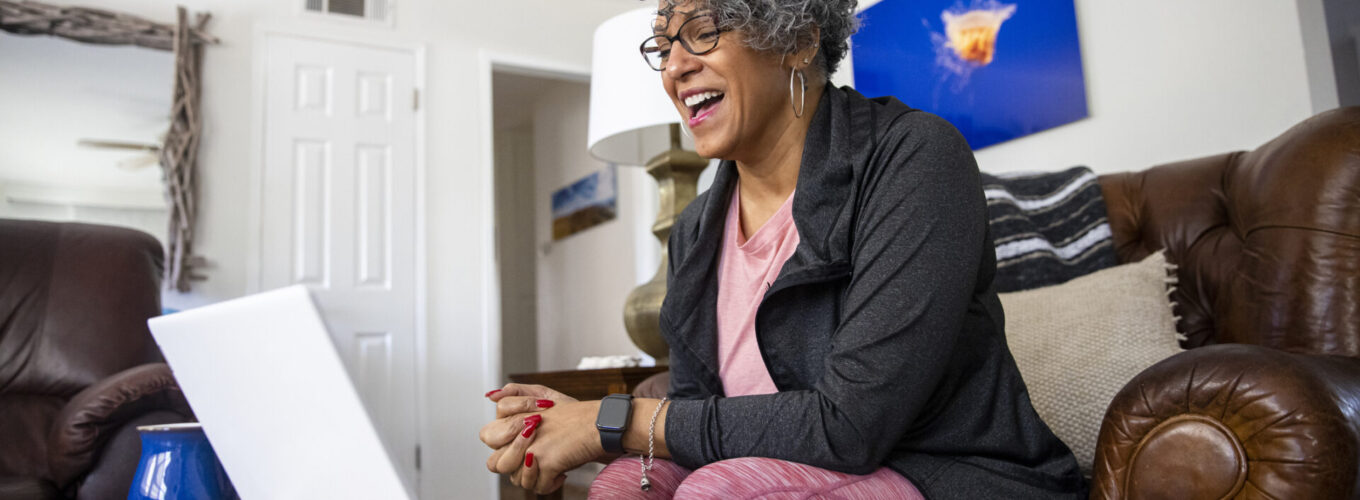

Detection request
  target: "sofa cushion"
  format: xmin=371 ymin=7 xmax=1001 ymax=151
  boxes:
xmin=0 ymin=394 xmax=64 ymax=477
xmin=1002 ymin=251 xmax=1184 ymax=473
xmin=0 ymin=476 xmax=61 ymax=500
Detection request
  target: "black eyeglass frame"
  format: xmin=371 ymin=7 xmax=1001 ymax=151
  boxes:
xmin=639 ymin=14 xmax=727 ymax=72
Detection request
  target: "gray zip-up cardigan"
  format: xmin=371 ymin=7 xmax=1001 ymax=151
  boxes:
xmin=658 ymin=86 xmax=1086 ymax=499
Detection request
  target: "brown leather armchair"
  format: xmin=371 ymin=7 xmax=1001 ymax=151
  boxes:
xmin=631 ymin=107 xmax=1360 ymax=498
xmin=0 ymin=220 xmax=194 ymax=500
xmin=1091 ymin=107 xmax=1360 ymax=499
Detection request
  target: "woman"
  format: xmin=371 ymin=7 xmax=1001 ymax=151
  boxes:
xmin=480 ymin=1 xmax=1086 ymax=498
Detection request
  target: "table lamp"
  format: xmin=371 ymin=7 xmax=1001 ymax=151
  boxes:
xmin=589 ymin=7 xmax=709 ymax=364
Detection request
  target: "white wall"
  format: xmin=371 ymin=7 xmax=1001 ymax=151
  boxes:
xmin=493 ymin=120 xmax=539 ymax=379
xmin=531 ymin=81 xmax=649 ymax=372
xmin=2 ymin=1 xmax=640 ymax=498
xmin=853 ymin=0 xmax=1320 ymax=175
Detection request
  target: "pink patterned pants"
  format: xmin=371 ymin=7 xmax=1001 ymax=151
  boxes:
xmin=588 ymin=456 xmax=924 ymax=500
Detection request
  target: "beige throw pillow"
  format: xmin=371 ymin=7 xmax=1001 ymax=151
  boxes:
xmin=1001 ymin=251 xmax=1184 ymax=474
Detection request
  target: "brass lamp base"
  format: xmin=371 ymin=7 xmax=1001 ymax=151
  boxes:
xmin=624 ymin=125 xmax=709 ymax=365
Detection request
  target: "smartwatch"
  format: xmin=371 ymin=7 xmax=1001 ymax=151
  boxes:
xmin=595 ymin=393 xmax=633 ymax=453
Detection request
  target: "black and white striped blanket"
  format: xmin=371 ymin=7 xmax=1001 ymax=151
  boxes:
xmin=981 ymin=166 xmax=1118 ymax=293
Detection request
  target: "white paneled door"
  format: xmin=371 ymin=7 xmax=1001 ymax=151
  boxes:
xmin=259 ymin=34 xmax=420 ymax=493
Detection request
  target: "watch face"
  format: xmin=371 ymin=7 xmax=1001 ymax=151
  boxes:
xmin=596 ymin=396 xmax=631 ymax=431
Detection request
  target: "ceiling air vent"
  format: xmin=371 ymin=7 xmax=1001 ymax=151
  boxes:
xmin=304 ymin=0 xmax=390 ymax=23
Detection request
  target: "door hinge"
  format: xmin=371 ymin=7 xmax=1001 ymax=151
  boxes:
xmin=413 ymin=89 xmax=420 ymax=111
xmin=415 ymin=445 xmax=421 ymax=470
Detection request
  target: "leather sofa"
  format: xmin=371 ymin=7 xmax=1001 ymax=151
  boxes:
xmin=1091 ymin=107 xmax=1360 ymax=498
xmin=0 ymin=220 xmax=194 ymax=500
xmin=632 ymin=106 xmax=1360 ymax=498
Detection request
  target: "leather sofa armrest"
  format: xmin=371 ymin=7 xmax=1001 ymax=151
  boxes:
xmin=1092 ymin=344 xmax=1360 ymax=499
xmin=632 ymin=371 xmax=670 ymax=399
xmin=46 ymin=363 xmax=193 ymax=489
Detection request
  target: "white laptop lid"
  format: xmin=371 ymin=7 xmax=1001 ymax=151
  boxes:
xmin=149 ymin=285 xmax=412 ymax=500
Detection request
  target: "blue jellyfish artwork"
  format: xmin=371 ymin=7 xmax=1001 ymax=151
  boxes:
xmin=852 ymin=0 xmax=1089 ymax=149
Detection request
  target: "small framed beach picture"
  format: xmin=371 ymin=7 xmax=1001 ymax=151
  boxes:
xmin=852 ymin=0 xmax=1089 ymax=150
xmin=551 ymin=165 xmax=618 ymax=241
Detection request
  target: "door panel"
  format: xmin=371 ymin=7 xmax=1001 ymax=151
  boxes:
xmin=261 ymin=34 xmax=419 ymax=493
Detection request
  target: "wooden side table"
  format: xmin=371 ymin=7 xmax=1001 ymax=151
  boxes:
xmin=499 ymin=366 xmax=668 ymax=500
xmin=508 ymin=366 xmax=667 ymax=401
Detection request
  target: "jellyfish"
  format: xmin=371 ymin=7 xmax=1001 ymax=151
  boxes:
xmin=942 ymin=3 xmax=1016 ymax=66
xmin=926 ymin=0 xmax=1017 ymax=96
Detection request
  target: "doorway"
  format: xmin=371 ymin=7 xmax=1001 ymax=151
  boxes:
xmin=491 ymin=62 xmax=657 ymax=499
xmin=491 ymin=69 xmax=548 ymax=379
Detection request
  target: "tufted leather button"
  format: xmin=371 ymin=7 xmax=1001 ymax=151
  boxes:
xmin=1126 ymin=415 xmax=1246 ymax=500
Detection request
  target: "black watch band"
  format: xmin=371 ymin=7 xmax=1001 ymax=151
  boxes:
xmin=596 ymin=393 xmax=633 ymax=454
xmin=601 ymin=424 xmax=626 ymax=454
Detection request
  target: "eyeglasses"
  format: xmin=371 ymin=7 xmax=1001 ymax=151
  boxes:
xmin=639 ymin=14 xmax=725 ymax=71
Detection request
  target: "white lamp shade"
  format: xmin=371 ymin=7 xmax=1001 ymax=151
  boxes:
xmin=588 ymin=7 xmax=691 ymax=166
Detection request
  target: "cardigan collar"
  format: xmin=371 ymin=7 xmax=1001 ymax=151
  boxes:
xmin=677 ymin=85 xmax=878 ymax=283
xmin=663 ymin=86 xmax=883 ymax=384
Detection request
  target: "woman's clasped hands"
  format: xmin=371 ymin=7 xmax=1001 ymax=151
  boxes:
xmin=479 ymin=384 xmax=607 ymax=495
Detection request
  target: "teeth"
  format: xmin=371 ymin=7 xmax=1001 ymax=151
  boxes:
xmin=684 ymin=91 xmax=723 ymax=108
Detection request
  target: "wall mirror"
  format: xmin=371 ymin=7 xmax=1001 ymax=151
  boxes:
xmin=0 ymin=2 xmax=214 ymax=291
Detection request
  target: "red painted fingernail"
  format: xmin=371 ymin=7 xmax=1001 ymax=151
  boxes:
xmin=484 ymin=389 xmax=500 ymax=398
xmin=536 ymin=399 xmax=554 ymax=409
xmin=525 ymin=453 xmax=534 ymax=468
xmin=525 ymin=414 xmax=543 ymax=425
xmin=521 ymin=421 xmax=537 ymax=438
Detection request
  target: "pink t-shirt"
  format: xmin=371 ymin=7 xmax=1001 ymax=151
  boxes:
xmin=716 ymin=183 xmax=799 ymax=397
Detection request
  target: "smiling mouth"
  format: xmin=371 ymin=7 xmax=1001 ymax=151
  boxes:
xmin=684 ymin=91 xmax=725 ymax=119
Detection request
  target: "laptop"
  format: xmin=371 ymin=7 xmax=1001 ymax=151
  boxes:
xmin=148 ymin=285 xmax=412 ymax=500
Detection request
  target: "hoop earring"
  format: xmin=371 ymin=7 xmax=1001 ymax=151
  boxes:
xmin=789 ymin=66 xmax=807 ymax=118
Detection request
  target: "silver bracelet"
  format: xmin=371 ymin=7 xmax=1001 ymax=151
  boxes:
xmin=640 ymin=397 xmax=667 ymax=492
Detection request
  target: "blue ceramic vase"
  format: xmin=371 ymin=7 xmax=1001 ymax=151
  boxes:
xmin=128 ymin=423 xmax=238 ymax=500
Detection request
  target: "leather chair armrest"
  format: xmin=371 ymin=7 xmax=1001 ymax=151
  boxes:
xmin=46 ymin=363 xmax=193 ymax=489
xmin=1092 ymin=344 xmax=1360 ymax=499
xmin=75 ymin=410 xmax=191 ymax=500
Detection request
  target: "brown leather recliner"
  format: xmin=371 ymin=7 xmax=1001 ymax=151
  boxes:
xmin=1092 ymin=108 xmax=1360 ymax=499
xmin=631 ymin=107 xmax=1360 ymax=498
xmin=0 ymin=220 xmax=194 ymax=500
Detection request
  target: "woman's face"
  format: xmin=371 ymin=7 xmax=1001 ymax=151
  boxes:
xmin=655 ymin=3 xmax=792 ymax=162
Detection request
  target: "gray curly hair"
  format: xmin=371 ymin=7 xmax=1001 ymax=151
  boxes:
xmin=658 ymin=0 xmax=860 ymax=79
